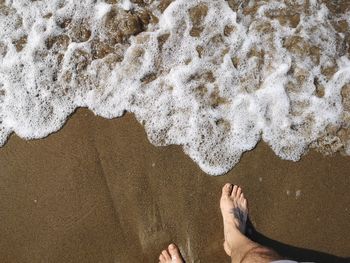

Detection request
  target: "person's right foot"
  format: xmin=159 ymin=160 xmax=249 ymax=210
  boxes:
xmin=220 ymin=183 xmax=249 ymax=256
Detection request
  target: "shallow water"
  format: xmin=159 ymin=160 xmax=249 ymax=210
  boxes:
xmin=0 ymin=0 xmax=349 ymax=175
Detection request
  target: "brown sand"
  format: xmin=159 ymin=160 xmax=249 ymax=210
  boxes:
xmin=0 ymin=108 xmax=349 ymax=263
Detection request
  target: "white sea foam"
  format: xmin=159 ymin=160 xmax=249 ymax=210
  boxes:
xmin=0 ymin=0 xmax=349 ymax=175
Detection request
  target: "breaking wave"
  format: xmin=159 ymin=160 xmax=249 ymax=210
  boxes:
xmin=0 ymin=0 xmax=350 ymax=175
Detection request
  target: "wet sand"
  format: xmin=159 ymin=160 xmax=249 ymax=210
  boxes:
xmin=0 ymin=108 xmax=349 ymax=262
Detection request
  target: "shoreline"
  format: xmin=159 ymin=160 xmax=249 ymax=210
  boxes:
xmin=0 ymin=108 xmax=349 ymax=262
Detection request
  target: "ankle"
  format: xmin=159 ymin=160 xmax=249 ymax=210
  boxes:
xmin=230 ymin=241 xmax=260 ymax=262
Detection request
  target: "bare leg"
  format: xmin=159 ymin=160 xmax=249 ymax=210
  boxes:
xmin=158 ymin=243 xmax=184 ymax=263
xmin=220 ymin=183 xmax=283 ymax=263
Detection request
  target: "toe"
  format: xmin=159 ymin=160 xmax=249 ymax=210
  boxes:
xmin=242 ymin=198 xmax=248 ymax=209
xmin=239 ymin=193 xmax=246 ymax=207
xmin=159 ymin=254 xmax=165 ymax=262
xmin=222 ymin=183 xmax=233 ymax=197
xmin=231 ymin=185 xmax=238 ymax=197
xmin=162 ymin=250 xmax=171 ymax=261
xmin=168 ymin=243 xmax=182 ymax=261
xmin=236 ymin=187 xmax=242 ymax=198
xmin=239 ymin=193 xmax=244 ymax=201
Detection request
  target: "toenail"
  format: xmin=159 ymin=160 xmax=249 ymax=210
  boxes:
xmin=169 ymin=244 xmax=175 ymax=249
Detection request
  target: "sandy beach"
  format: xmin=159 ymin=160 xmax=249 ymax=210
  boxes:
xmin=1 ymin=0 xmax=350 ymax=262
xmin=0 ymin=109 xmax=349 ymax=262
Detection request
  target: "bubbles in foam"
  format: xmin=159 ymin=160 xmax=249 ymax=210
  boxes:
xmin=0 ymin=0 xmax=349 ymax=175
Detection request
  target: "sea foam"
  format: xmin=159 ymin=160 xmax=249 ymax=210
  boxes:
xmin=0 ymin=0 xmax=349 ymax=175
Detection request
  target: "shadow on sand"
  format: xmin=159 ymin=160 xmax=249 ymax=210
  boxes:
xmin=246 ymin=219 xmax=349 ymax=263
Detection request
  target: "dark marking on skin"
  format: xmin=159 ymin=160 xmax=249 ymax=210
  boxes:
xmin=231 ymin=207 xmax=245 ymax=225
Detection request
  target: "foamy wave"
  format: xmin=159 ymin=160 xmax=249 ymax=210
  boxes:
xmin=0 ymin=0 xmax=349 ymax=175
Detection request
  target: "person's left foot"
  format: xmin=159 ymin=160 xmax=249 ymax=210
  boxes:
xmin=159 ymin=243 xmax=184 ymax=263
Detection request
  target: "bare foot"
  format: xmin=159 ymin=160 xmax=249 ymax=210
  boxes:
xmin=159 ymin=243 xmax=184 ymax=263
xmin=220 ymin=183 xmax=248 ymax=256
